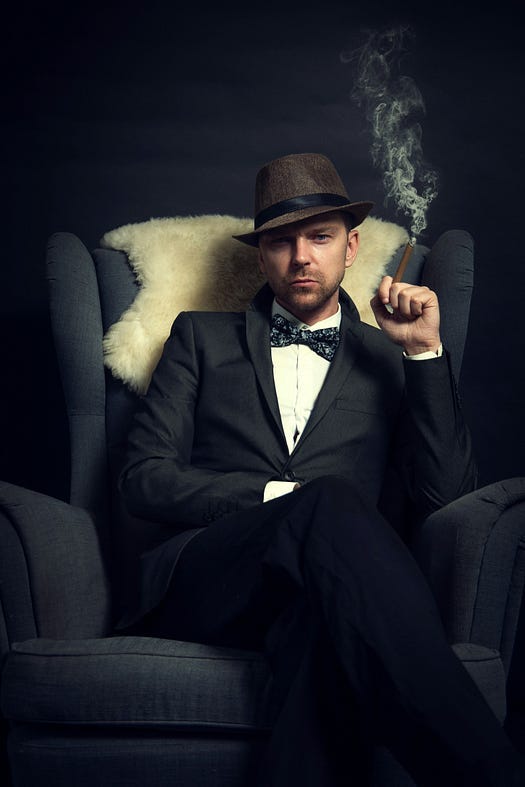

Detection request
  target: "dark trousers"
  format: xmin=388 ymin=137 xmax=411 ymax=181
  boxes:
xmin=143 ymin=476 xmax=521 ymax=786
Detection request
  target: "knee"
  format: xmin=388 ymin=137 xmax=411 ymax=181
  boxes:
xmin=265 ymin=476 xmax=392 ymax=586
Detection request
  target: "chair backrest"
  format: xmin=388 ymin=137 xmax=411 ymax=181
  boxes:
xmin=45 ymin=225 xmax=474 ymax=620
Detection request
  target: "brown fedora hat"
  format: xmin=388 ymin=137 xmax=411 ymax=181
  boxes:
xmin=233 ymin=152 xmax=374 ymax=247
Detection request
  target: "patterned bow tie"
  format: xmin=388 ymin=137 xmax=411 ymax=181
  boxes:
xmin=270 ymin=314 xmax=340 ymax=361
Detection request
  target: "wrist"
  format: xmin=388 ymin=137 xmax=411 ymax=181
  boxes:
xmin=403 ymin=339 xmax=442 ymax=356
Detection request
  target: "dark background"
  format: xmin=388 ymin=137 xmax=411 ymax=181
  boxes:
xmin=2 ymin=0 xmax=524 ymax=502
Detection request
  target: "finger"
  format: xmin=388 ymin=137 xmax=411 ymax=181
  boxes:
xmin=377 ymin=275 xmax=393 ymax=305
xmin=370 ymin=293 xmax=389 ymax=324
xmin=397 ymin=289 xmax=424 ymax=318
xmin=391 ymin=284 xmax=433 ymax=315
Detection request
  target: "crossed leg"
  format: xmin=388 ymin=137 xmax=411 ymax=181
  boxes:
xmin=143 ymin=476 xmax=524 ymax=786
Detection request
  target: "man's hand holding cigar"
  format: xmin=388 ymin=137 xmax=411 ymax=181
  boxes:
xmin=370 ymin=275 xmax=442 ymax=357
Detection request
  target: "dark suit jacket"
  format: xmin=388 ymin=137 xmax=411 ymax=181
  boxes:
xmin=118 ymin=284 xmax=476 ymax=624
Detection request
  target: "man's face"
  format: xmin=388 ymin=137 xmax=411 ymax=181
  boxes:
xmin=258 ymin=212 xmax=358 ymax=325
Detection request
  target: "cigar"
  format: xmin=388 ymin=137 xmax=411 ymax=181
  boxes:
xmin=385 ymin=237 xmax=416 ymax=313
xmin=392 ymin=237 xmax=416 ymax=282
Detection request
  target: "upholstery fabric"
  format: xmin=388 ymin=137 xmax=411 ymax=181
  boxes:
xmin=0 ymin=480 xmax=111 ymax=642
xmin=2 ymin=637 xmax=273 ymax=731
xmin=414 ymin=477 xmax=525 ymax=672
xmin=451 ymin=643 xmax=507 ymax=723
xmin=1 ymin=638 xmax=505 ymax=731
xmin=7 ymin=726 xmax=267 ymax=787
xmin=1 ymin=636 xmax=505 ymax=787
xmin=47 ymin=233 xmax=109 ymax=517
xmin=416 ymin=229 xmax=473 ymax=380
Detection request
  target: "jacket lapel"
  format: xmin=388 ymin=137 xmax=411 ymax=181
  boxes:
xmin=245 ymin=286 xmax=288 ymax=445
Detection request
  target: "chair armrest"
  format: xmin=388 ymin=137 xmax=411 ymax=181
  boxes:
xmin=0 ymin=481 xmax=111 ymax=650
xmin=420 ymin=229 xmax=474 ymax=381
xmin=413 ymin=478 xmax=525 ymax=674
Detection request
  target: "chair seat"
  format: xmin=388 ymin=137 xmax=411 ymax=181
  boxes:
xmin=1 ymin=636 xmax=274 ymax=733
xmin=1 ymin=636 xmax=506 ymax=734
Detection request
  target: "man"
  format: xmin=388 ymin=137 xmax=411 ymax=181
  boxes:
xmin=119 ymin=153 xmax=524 ymax=785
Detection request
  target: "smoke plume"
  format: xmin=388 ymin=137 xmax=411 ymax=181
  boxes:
xmin=341 ymin=25 xmax=438 ymax=240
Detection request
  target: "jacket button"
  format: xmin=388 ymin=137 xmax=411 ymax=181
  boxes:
xmin=283 ymin=471 xmax=296 ymax=482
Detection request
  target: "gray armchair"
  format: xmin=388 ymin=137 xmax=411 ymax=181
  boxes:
xmin=1 ymin=224 xmax=524 ymax=786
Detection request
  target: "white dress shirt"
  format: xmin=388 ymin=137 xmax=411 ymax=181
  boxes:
xmin=263 ymin=299 xmax=442 ymax=502
xmin=264 ymin=301 xmax=341 ymax=501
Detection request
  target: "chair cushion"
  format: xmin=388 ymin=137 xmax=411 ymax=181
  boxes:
xmin=2 ymin=638 xmax=505 ymax=733
xmin=1 ymin=637 xmax=273 ymax=733
xmin=452 ymin=642 xmax=507 ymax=723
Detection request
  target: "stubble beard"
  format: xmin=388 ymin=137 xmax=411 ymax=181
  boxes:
xmin=277 ymin=275 xmax=343 ymax=316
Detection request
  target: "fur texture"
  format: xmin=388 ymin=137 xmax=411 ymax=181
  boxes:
xmin=101 ymin=214 xmax=408 ymax=393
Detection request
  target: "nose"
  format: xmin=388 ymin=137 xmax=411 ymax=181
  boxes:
xmin=293 ymin=236 xmax=310 ymax=265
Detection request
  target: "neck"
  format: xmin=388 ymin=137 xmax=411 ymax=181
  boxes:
xmin=275 ymin=298 xmax=340 ymax=326
xmin=275 ymin=300 xmax=341 ymax=327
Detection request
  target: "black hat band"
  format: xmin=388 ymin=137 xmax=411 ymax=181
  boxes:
xmin=254 ymin=193 xmax=350 ymax=230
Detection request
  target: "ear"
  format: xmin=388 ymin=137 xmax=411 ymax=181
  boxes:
xmin=258 ymin=248 xmax=267 ymax=274
xmin=344 ymin=230 xmax=359 ymax=269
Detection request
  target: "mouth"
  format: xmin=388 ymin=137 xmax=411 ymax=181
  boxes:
xmin=289 ymin=278 xmax=318 ymax=287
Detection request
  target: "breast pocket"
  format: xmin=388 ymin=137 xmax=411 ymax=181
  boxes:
xmin=333 ymin=397 xmax=385 ymax=416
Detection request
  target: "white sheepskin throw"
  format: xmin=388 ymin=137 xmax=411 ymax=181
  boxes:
xmin=101 ymin=214 xmax=408 ymax=394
